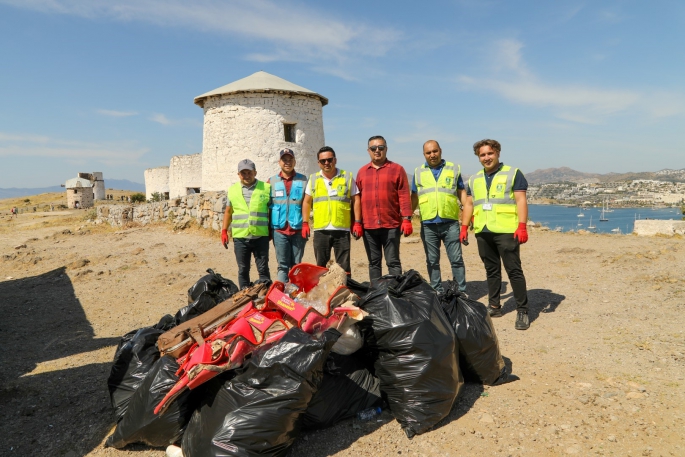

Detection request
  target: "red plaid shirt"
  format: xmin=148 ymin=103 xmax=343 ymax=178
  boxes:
xmin=356 ymin=160 xmax=412 ymax=229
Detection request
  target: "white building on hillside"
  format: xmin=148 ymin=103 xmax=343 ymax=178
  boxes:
xmin=145 ymin=71 xmax=327 ymax=199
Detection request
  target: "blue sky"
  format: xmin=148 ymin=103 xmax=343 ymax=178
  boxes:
xmin=1 ymin=0 xmax=683 ymax=188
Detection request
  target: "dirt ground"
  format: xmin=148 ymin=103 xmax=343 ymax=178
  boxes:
xmin=1 ymin=208 xmax=683 ymax=457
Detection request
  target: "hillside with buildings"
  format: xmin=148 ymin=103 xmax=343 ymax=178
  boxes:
xmin=528 ymin=176 xmax=685 ymax=207
xmin=526 ymin=167 xmax=685 ymax=185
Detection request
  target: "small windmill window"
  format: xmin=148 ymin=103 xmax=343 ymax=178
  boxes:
xmin=284 ymin=123 xmax=296 ymax=143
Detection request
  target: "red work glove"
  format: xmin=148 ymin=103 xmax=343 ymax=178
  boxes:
xmin=400 ymin=219 xmax=413 ymax=237
xmin=301 ymin=222 xmax=311 ymax=240
xmin=221 ymin=229 xmax=229 ymax=249
xmin=513 ymin=222 xmax=528 ymax=244
xmin=459 ymin=225 xmax=469 ymax=244
xmin=352 ymin=222 xmax=363 ymax=240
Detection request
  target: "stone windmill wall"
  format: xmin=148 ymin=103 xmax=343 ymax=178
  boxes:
xmin=169 ymin=153 xmax=202 ymax=198
xmin=144 ymin=71 xmax=327 ymax=199
xmin=144 ymin=166 xmax=169 ymax=200
xmin=200 ymin=93 xmax=324 ymax=192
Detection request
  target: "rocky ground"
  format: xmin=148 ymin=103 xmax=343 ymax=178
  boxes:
xmin=0 ymin=208 xmax=683 ymax=457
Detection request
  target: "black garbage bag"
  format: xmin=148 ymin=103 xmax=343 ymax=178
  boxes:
xmin=302 ymin=351 xmax=382 ymax=430
xmin=187 ymin=268 xmax=239 ymax=304
xmin=346 ymin=277 xmax=370 ymax=297
xmin=106 ymin=355 xmax=201 ymax=448
xmin=174 ymin=294 xmax=218 ymax=325
xmin=359 ymin=270 xmax=462 ymax=439
xmin=107 ymin=326 xmax=164 ymax=422
xmin=440 ymin=280 xmax=516 ymax=386
xmin=182 ymin=328 xmax=340 ymax=457
xmin=176 ymin=269 xmax=239 ymax=325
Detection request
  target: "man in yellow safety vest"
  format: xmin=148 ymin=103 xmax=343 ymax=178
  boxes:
xmin=461 ymin=139 xmax=531 ymax=330
xmin=221 ymin=159 xmax=272 ymax=289
xmin=301 ymin=146 xmax=361 ymax=274
xmin=411 ymin=140 xmax=469 ymax=294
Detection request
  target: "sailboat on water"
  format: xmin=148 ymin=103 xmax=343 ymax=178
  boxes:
xmin=599 ymin=200 xmax=609 ymax=222
xmin=587 ymin=216 xmax=596 ymax=231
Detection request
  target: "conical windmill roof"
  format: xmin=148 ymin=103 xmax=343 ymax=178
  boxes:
xmin=194 ymin=71 xmax=328 ymax=107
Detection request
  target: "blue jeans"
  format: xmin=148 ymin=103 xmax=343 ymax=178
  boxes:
xmin=273 ymin=231 xmax=307 ymax=283
xmin=420 ymin=221 xmax=466 ymax=293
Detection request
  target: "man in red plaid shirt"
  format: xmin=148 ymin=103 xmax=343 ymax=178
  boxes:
xmin=355 ymin=135 xmax=414 ymax=281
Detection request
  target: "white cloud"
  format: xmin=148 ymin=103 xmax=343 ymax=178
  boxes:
xmin=1 ymin=0 xmax=402 ymax=73
xmin=597 ymin=8 xmax=625 ymax=24
xmin=0 ymin=131 xmax=148 ymax=165
xmin=149 ymin=113 xmax=173 ymax=125
xmin=97 ymin=109 xmax=138 ymax=117
xmin=459 ymin=39 xmax=684 ymax=123
xmin=148 ymin=113 xmax=201 ymax=127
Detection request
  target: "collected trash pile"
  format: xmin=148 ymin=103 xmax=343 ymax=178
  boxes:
xmin=106 ymin=264 xmax=518 ymax=456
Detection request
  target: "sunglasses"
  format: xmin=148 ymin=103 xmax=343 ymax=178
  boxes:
xmin=319 ymin=158 xmax=335 ymax=164
xmin=369 ymin=145 xmax=387 ymax=152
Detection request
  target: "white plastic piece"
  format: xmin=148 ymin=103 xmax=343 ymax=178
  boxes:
xmin=331 ymin=321 xmax=363 ymax=355
xmin=166 ymin=444 xmax=184 ymax=457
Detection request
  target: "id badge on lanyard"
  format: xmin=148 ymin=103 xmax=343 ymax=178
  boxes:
xmin=483 ymin=203 xmax=493 ymax=211
xmin=328 ymin=183 xmax=338 ymax=197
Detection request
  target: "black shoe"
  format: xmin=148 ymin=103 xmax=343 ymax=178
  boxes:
xmin=487 ymin=305 xmax=502 ymax=318
xmin=515 ymin=311 xmax=530 ymax=330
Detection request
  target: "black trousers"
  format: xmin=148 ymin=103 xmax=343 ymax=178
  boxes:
xmin=362 ymin=227 xmax=402 ymax=281
xmin=312 ymin=230 xmax=351 ymax=274
xmin=475 ymin=231 xmax=528 ymax=312
xmin=233 ymin=236 xmax=271 ymax=289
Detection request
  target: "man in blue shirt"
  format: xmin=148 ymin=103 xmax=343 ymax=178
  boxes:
xmin=411 ymin=140 xmax=468 ymax=294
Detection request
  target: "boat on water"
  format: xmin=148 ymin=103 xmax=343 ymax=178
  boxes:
xmin=611 ymin=227 xmax=621 ymax=233
xmin=587 ymin=216 xmax=596 ymax=231
xmin=554 ymin=226 xmax=563 ymax=232
xmin=605 ymin=200 xmax=613 ymax=213
xmin=599 ymin=200 xmax=609 ymax=222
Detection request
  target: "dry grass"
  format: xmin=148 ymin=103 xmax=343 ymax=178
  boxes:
xmin=0 ymin=189 xmax=145 ymax=213
xmin=0 ymin=192 xmax=66 ymax=212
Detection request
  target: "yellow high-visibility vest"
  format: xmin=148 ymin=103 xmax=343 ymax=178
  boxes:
xmin=414 ymin=161 xmax=461 ymax=221
xmin=228 ymin=181 xmax=270 ymax=238
xmin=309 ymin=170 xmax=353 ymax=230
xmin=468 ymin=165 xmax=519 ymax=233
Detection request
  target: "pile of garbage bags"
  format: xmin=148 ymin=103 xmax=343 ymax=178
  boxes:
xmin=106 ymin=264 xmax=517 ymax=455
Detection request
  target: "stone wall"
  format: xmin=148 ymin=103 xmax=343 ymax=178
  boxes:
xmin=67 ymin=186 xmax=94 ymax=209
xmin=201 ymin=93 xmax=324 ymax=193
xmin=96 ymin=191 xmax=226 ymax=230
xmin=169 ymin=153 xmax=202 ymax=198
xmin=634 ymin=220 xmax=685 ymax=236
xmin=144 ymin=166 xmax=170 ymax=201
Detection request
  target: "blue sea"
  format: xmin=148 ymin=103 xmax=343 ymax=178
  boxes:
xmin=528 ymin=204 xmax=683 ymax=234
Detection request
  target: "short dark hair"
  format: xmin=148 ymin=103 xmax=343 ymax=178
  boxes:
xmin=368 ymin=135 xmax=386 ymax=145
xmin=473 ymin=139 xmax=501 ymax=155
xmin=317 ymin=146 xmax=336 ymax=159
